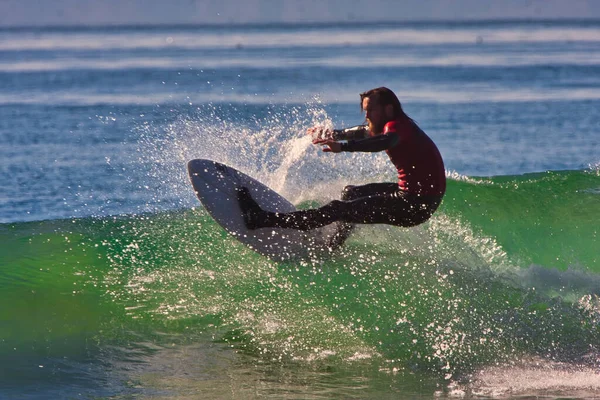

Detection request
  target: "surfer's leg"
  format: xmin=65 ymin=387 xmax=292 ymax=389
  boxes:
xmin=238 ymin=184 xmax=441 ymax=231
xmin=238 ymin=186 xmax=352 ymax=231
xmin=323 ymin=185 xmax=443 ymax=228
xmin=237 ymin=187 xmax=270 ymax=230
xmin=238 ymin=183 xmax=406 ymax=231
xmin=328 ymin=183 xmax=400 ymax=249
xmin=335 ymin=184 xmax=404 ymax=225
xmin=257 ymin=201 xmax=346 ymax=230
xmin=343 ymin=191 xmax=442 ymax=227
xmin=327 ymin=186 xmax=358 ymax=249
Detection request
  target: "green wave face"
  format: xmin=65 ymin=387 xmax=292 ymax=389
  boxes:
xmin=1 ymin=169 xmax=599 ymax=395
xmin=443 ymin=169 xmax=600 ymax=272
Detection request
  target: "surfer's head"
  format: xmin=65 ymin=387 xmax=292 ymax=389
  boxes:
xmin=360 ymin=87 xmax=409 ymax=134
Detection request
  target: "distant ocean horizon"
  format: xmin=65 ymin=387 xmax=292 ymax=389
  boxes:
xmin=1 ymin=19 xmax=599 ymax=399
xmin=3 ymin=16 xmax=600 ymax=28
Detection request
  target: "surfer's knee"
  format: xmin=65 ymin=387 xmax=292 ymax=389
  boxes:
xmin=320 ymin=199 xmax=349 ymax=219
xmin=390 ymin=204 xmax=438 ymax=228
xmin=341 ymin=185 xmax=357 ymax=200
xmin=327 ymin=199 xmax=345 ymax=209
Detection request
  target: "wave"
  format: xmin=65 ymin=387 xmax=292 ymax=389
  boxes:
xmin=2 ymin=168 xmax=599 ymax=386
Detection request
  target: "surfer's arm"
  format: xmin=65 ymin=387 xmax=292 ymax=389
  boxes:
xmin=340 ymin=132 xmax=400 ymax=153
xmin=331 ymin=125 xmax=369 ymax=140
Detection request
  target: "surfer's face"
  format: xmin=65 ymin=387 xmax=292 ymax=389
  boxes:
xmin=362 ymin=97 xmax=385 ymax=134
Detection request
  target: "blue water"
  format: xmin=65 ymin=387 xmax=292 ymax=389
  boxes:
xmin=1 ymin=20 xmax=600 ymax=399
xmin=2 ymin=20 xmax=599 ymax=224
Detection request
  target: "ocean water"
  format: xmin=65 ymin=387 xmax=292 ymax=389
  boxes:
xmin=1 ymin=20 xmax=600 ymax=399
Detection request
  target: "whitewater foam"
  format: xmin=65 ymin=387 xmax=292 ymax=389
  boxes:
xmin=456 ymin=358 xmax=600 ymax=398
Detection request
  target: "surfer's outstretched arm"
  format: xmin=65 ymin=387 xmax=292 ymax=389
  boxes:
xmin=331 ymin=125 xmax=369 ymax=140
xmin=339 ymin=131 xmax=400 ymax=152
xmin=314 ymin=131 xmax=400 ymax=153
xmin=308 ymin=125 xmax=369 ymax=142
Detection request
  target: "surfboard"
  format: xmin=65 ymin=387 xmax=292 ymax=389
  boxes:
xmin=187 ymin=158 xmax=337 ymax=261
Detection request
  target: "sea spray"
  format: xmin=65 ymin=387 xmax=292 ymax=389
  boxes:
xmin=134 ymin=101 xmax=395 ymax=212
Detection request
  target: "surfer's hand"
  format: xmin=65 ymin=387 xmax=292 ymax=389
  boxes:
xmin=307 ymin=126 xmax=333 ymax=143
xmin=313 ymin=139 xmax=342 ymax=153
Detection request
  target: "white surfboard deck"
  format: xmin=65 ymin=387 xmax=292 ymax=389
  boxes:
xmin=187 ymin=158 xmax=337 ymax=261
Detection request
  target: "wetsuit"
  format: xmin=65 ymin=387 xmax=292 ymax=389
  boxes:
xmin=239 ymin=116 xmax=446 ymax=238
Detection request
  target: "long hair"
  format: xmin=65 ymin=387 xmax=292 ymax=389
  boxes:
xmin=360 ymin=87 xmax=411 ymax=120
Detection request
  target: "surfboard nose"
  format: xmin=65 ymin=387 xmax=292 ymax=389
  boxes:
xmin=187 ymin=159 xmax=213 ymax=175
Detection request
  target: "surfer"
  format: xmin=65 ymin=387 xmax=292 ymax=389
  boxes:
xmin=238 ymin=87 xmax=446 ymax=248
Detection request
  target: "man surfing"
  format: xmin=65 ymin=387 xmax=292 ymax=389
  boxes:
xmin=237 ymin=87 xmax=446 ymax=249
